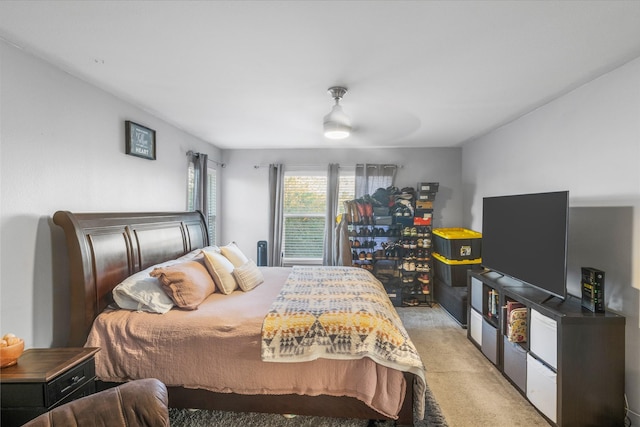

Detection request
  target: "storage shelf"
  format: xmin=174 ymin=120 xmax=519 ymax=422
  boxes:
xmin=467 ymin=270 xmax=625 ymax=427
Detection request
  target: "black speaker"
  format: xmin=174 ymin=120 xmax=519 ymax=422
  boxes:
xmin=581 ymin=267 xmax=605 ymax=313
xmin=257 ymin=241 xmax=268 ymax=266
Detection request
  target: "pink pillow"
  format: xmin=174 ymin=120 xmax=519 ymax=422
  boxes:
xmin=150 ymin=260 xmax=216 ymax=310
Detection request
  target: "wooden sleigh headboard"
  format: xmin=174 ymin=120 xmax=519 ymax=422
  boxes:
xmin=53 ymin=211 xmax=209 ymax=346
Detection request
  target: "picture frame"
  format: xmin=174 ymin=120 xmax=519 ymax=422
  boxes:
xmin=125 ymin=121 xmax=156 ymax=160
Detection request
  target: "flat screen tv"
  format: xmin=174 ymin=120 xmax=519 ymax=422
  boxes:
xmin=482 ymin=191 xmax=569 ymax=300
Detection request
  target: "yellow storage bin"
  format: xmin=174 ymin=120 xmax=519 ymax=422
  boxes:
xmin=433 ymin=228 xmax=482 ymax=260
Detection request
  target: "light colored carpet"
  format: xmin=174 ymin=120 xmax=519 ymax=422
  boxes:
xmin=397 ymin=305 xmax=549 ymax=426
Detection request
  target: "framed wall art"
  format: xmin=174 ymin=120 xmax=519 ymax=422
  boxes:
xmin=125 ymin=121 xmax=156 ymax=160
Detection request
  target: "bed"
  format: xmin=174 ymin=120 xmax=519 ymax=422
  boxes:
xmin=53 ymin=210 xmax=425 ymax=426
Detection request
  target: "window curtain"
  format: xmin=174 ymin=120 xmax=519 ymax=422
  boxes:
xmin=190 ymin=152 xmax=209 ymax=236
xmin=268 ymin=164 xmax=285 ymax=267
xmin=355 ymin=164 xmax=397 ymax=198
xmin=322 ymin=163 xmax=340 ymax=265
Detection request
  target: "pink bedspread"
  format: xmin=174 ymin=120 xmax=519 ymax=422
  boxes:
xmin=86 ymin=267 xmax=408 ymax=419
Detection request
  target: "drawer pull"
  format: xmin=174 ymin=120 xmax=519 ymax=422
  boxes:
xmin=60 ymin=374 xmax=85 ymax=395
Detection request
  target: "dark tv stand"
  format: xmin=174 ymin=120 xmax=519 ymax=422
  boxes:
xmin=539 ymin=294 xmax=557 ymax=304
xmin=467 ymin=269 xmax=625 ymax=427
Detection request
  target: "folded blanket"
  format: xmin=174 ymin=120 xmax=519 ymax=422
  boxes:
xmin=261 ymin=266 xmax=426 ymax=419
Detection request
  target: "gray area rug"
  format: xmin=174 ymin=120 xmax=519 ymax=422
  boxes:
xmin=169 ymin=380 xmax=447 ymax=426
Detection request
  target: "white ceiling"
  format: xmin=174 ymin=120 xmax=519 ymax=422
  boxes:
xmin=1 ymin=1 xmax=640 ymax=150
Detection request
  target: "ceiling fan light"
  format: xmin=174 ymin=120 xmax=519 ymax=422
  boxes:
xmin=323 ymin=104 xmax=352 ymax=139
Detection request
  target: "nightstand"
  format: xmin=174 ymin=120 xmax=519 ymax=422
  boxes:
xmin=0 ymin=347 xmax=100 ymax=427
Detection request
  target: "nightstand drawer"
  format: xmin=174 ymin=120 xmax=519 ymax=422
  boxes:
xmin=47 ymin=356 xmax=95 ymax=407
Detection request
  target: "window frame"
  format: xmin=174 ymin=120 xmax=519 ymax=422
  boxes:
xmin=281 ymin=167 xmax=355 ymax=266
xmin=282 ymin=169 xmax=327 ymax=266
xmin=187 ymin=159 xmax=218 ymax=245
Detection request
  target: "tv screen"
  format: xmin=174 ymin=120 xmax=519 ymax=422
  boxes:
xmin=482 ymin=191 xmax=569 ymax=300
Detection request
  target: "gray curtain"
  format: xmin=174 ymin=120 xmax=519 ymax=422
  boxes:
xmin=334 ymin=216 xmax=352 ymax=266
xmin=190 ymin=152 xmax=209 ymax=235
xmin=268 ymin=164 xmax=285 ymax=266
xmin=355 ymin=164 xmax=397 ymax=198
xmin=323 ymin=164 xmax=340 ymax=265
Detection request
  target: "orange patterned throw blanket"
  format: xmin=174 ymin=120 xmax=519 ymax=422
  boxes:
xmin=261 ymin=266 xmax=426 ymax=419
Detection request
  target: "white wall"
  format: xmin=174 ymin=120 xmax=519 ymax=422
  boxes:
xmin=0 ymin=41 xmax=221 ymax=347
xmin=218 ymin=147 xmax=463 ymax=259
xmin=461 ymin=56 xmax=640 ymax=423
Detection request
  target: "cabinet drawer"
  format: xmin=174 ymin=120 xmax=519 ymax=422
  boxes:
xmin=470 ymin=277 xmax=483 ymax=311
xmin=481 ymin=319 xmax=498 ymax=364
xmin=527 ymin=353 xmax=557 ymax=423
xmin=0 ymin=380 xmax=95 ymax=427
xmin=46 ymin=357 xmax=95 ymax=407
xmin=503 ymin=335 xmax=527 ymax=392
xmin=529 ymin=309 xmax=557 ymax=370
xmin=469 ymin=308 xmax=482 ymax=346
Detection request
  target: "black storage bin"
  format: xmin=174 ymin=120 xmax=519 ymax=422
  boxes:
xmin=384 ymin=284 xmax=403 ymax=307
xmin=434 ymin=277 xmax=468 ymax=326
xmin=417 ymin=182 xmax=439 ymax=193
xmin=433 ymin=252 xmax=482 ymax=287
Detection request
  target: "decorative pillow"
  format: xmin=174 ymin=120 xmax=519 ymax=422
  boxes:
xmin=150 ymin=259 xmax=216 ymax=310
xmin=200 ymin=245 xmax=222 ymax=255
xmin=179 ymin=245 xmax=220 ymax=261
xmin=220 ymin=242 xmax=249 ymax=267
xmin=202 ymin=250 xmax=238 ymax=294
xmin=112 ymin=259 xmax=187 ymax=314
xmin=233 ymin=260 xmax=264 ymax=292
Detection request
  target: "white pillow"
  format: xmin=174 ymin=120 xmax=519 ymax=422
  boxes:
xmin=202 ymin=250 xmax=238 ymax=294
xmin=220 ymin=242 xmax=249 ymax=267
xmin=179 ymin=245 xmax=220 ymax=260
xmin=112 ymin=259 xmax=186 ymax=314
xmin=200 ymin=245 xmax=222 ymax=256
xmin=233 ymin=260 xmax=264 ymax=292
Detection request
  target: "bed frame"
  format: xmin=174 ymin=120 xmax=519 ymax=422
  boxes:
xmin=53 ymin=210 xmax=415 ymax=426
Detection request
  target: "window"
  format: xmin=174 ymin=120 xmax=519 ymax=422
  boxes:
xmin=187 ymin=161 xmax=217 ymax=244
xmin=282 ymin=168 xmax=354 ymax=265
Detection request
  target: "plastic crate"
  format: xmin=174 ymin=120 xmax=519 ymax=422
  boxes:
xmin=432 ymin=228 xmax=482 ymax=260
xmin=416 ymin=200 xmax=434 ymax=209
xmin=413 ymin=217 xmax=432 ymax=226
xmin=393 ymin=216 xmax=414 ymax=226
xmin=418 ymin=182 xmax=439 ymax=192
xmin=432 ymin=252 xmax=482 ymax=287
xmin=417 ymin=191 xmax=436 ymax=201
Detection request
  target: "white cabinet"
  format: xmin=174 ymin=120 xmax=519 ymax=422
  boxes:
xmin=529 ymin=309 xmax=557 ymax=370
xmin=470 ymin=277 xmax=483 ymax=311
xmin=469 ymin=308 xmax=482 ymax=346
xmin=527 ymin=353 xmax=557 ymax=423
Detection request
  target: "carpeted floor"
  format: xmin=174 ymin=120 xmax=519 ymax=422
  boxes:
xmin=397 ymin=305 xmax=548 ymax=427
xmin=169 ymin=305 xmax=548 ymax=427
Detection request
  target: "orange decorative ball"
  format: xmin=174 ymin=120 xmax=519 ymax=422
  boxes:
xmin=0 ymin=337 xmax=25 ymax=368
